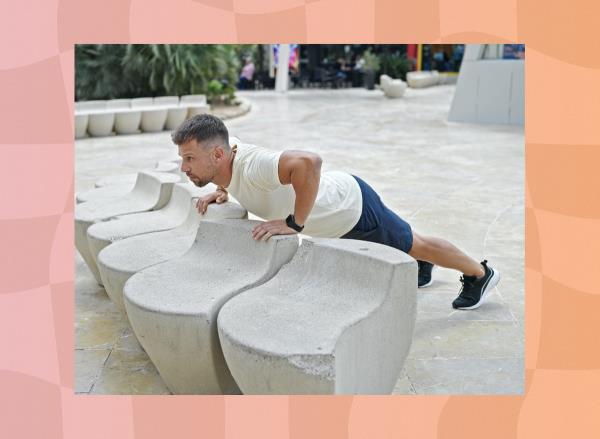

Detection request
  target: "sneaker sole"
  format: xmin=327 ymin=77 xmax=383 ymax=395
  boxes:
xmin=454 ymin=268 xmax=501 ymax=310
xmin=418 ymin=266 xmax=435 ymax=289
xmin=418 ymin=279 xmax=434 ymax=288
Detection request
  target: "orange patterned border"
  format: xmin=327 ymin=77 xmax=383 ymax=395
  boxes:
xmin=1 ymin=0 xmax=599 ymax=437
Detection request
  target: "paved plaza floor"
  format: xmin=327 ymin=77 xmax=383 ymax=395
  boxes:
xmin=75 ymin=85 xmax=524 ymax=394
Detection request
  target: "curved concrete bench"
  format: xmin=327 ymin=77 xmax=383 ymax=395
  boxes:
xmin=131 ymin=97 xmax=153 ymax=108
xmin=154 ymin=96 xmax=188 ymax=130
xmin=181 ymin=94 xmax=209 ymax=117
xmin=75 ymin=171 xmax=180 ymax=284
xmin=108 ymin=99 xmax=142 ymax=134
xmin=74 ymin=95 xmax=210 ymax=137
xmin=384 ymin=79 xmax=407 ymax=98
xmin=380 ymin=74 xmax=407 ymax=98
xmin=97 ymin=199 xmax=247 ymax=312
xmin=153 ymin=96 xmax=178 ymax=106
xmin=79 ymin=162 xmax=186 ymax=206
xmin=218 ymin=238 xmax=417 ymax=395
xmin=181 ymin=94 xmax=207 ymax=105
xmin=93 ymin=158 xmax=183 ymax=189
xmin=93 ymin=175 xmax=137 ymax=189
xmin=77 ymin=182 xmax=134 ymax=204
xmin=75 ymin=100 xmax=106 ymax=111
xmin=87 ymin=109 xmax=115 ymax=137
xmin=379 ymin=74 xmax=392 ymax=92
xmin=79 ymin=169 xmax=182 ymax=204
xmin=123 ymin=219 xmax=299 ymax=394
xmin=75 ymin=100 xmax=106 ymax=139
xmin=407 ymin=70 xmax=440 ymax=88
xmin=140 ymin=104 xmax=169 ymax=132
xmin=87 ymin=183 xmax=214 ymax=288
xmin=75 ymin=113 xmax=88 ymax=138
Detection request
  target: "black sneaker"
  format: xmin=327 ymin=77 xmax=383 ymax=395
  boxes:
xmin=452 ymin=260 xmax=500 ymax=310
xmin=418 ymin=260 xmax=434 ymax=288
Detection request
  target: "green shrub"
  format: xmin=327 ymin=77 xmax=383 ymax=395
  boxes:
xmin=75 ymin=44 xmax=246 ymax=103
xmin=363 ymin=49 xmax=380 ymax=71
xmin=379 ymin=52 xmax=412 ymax=81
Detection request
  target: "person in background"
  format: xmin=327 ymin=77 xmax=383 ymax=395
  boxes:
xmin=238 ymin=57 xmax=255 ymax=90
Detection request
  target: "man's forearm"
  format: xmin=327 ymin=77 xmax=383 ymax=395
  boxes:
xmin=290 ymin=158 xmax=321 ymax=225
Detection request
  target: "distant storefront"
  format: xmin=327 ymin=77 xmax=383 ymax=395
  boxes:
xmin=414 ymin=44 xmax=465 ymax=72
xmin=251 ymin=44 xmax=466 ymax=89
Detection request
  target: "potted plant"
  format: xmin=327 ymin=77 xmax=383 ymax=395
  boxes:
xmin=363 ymin=49 xmax=380 ymax=90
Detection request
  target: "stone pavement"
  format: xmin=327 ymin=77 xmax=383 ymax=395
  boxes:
xmin=75 ymin=85 xmax=524 ymax=394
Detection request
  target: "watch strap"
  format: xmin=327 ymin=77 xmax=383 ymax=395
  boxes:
xmin=285 ymin=214 xmax=304 ymax=232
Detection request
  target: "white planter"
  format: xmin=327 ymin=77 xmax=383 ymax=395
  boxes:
xmin=140 ymin=106 xmax=168 ymax=132
xmin=87 ymin=110 xmax=115 ymax=137
xmin=74 ymin=113 xmax=89 ymax=138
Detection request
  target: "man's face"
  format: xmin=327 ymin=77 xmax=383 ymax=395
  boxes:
xmin=178 ymin=139 xmax=218 ymax=187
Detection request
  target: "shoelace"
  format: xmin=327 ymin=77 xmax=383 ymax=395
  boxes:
xmin=459 ymin=275 xmax=478 ymax=299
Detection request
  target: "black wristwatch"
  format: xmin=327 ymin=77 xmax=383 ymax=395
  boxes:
xmin=285 ymin=214 xmax=304 ymax=232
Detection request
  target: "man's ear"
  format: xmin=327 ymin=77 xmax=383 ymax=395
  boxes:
xmin=212 ymin=146 xmax=224 ymax=161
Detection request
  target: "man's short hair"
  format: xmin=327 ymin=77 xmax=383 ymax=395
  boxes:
xmin=171 ymin=114 xmax=230 ymax=150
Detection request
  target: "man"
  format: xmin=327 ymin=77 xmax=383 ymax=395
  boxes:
xmin=238 ymin=57 xmax=255 ymax=90
xmin=172 ymin=114 xmax=500 ymax=310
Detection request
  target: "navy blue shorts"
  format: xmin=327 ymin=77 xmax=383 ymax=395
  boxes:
xmin=341 ymin=176 xmax=414 ymax=254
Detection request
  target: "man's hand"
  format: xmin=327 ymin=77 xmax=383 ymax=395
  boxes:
xmin=196 ymin=189 xmax=228 ymax=214
xmin=252 ymin=219 xmax=297 ymax=241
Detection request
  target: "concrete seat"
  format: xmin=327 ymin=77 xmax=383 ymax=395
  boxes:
xmin=93 ymin=158 xmax=184 ymax=189
xmin=131 ymin=97 xmax=153 ymax=108
xmin=218 ymin=238 xmax=417 ymax=395
xmin=93 ymin=175 xmax=137 ymax=189
xmin=406 ymin=70 xmax=440 ymax=88
xmin=97 ymin=198 xmax=247 ymax=311
xmin=153 ymin=96 xmax=179 ymax=106
xmin=108 ymin=99 xmax=142 ymax=135
xmin=181 ymin=94 xmax=207 ymax=105
xmin=87 ymin=108 xmax=115 ymax=137
xmin=181 ymin=94 xmax=209 ymax=117
xmin=75 ymin=171 xmax=180 ymax=284
xmin=74 ymin=113 xmax=88 ymax=138
xmin=76 ymin=182 xmax=134 ymax=204
xmin=81 ymin=164 xmax=187 ymax=205
xmin=123 ymin=219 xmax=299 ymax=394
xmin=379 ymin=74 xmax=407 ymax=98
xmin=384 ymin=79 xmax=407 ymax=98
xmin=154 ymin=160 xmax=179 ymax=173
xmin=379 ymin=74 xmax=392 ymax=92
xmin=87 ymin=183 xmax=214 ymax=291
xmin=73 ymin=97 xmax=192 ymax=137
xmin=75 ymin=100 xmax=106 ymax=111
xmin=140 ymin=104 xmax=169 ymax=132
xmin=165 ymin=106 xmax=189 ymax=130
xmin=154 ymin=96 xmax=188 ymax=130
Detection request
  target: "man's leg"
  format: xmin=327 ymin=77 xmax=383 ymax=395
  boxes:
xmin=408 ymin=231 xmax=500 ymax=309
xmin=344 ymin=174 xmax=499 ymax=309
xmin=408 ymin=232 xmax=484 ymax=278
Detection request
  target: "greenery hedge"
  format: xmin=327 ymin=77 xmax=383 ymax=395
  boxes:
xmin=75 ymin=44 xmax=256 ymax=103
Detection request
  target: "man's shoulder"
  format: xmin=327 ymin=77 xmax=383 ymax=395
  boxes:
xmin=235 ymin=141 xmax=280 ymax=160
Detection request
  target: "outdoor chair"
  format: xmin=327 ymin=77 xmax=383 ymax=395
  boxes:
xmin=108 ymin=99 xmax=142 ymax=134
xmin=97 ymin=199 xmax=247 ymax=312
xmin=93 ymin=158 xmax=183 ymax=189
xmin=86 ymin=183 xmax=215 ymax=306
xmin=123 ymin=219 xmax=299 ymax=394
xmin=218 ymin=237 xmax=417 ymax=394
xmin=75 ymin=171 xmax=180 ymax=284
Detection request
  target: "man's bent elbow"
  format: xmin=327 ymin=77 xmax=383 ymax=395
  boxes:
xmin=306 ymin=153 xmax=322 ymax=173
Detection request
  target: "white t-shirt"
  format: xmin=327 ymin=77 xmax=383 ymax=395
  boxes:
xmin=225 ymin=139 xmax=362 ymax=238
